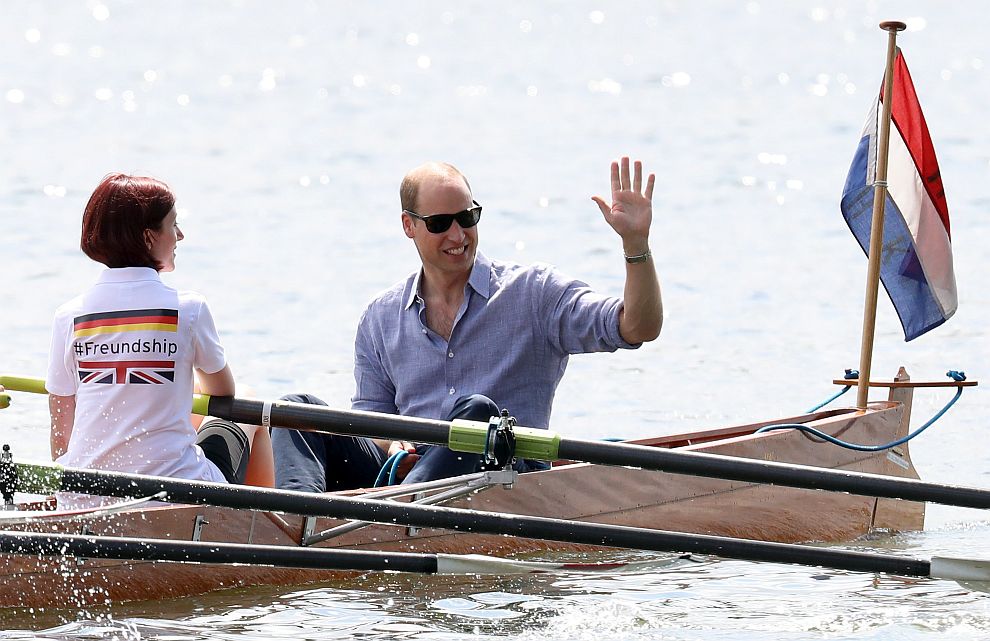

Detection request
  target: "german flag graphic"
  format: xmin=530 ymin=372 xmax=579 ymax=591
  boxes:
xmin=73 ymin=309 xmax=178 ymax=338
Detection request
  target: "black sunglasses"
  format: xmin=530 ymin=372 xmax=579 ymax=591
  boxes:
xmin=403 ymin=200 xmax=482 ymax=234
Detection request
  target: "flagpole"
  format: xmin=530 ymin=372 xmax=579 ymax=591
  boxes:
xmin=855 ymin=20 xmax=907 ymax=410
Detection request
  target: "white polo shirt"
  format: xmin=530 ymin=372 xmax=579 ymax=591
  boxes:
xmin=47 ymin=267 xmax=228 ymax=483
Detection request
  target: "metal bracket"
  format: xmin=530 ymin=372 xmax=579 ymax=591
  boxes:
xmin=76 ymin=525 xmax=95 ymax=566
xmin=405 ymin=492 xmax=425 ymax=537
xmin=247 ymin=511 xmax=258 ymax=544
xmin=192 ymin=514 xmax=208 ymax=542
xmin=484 ymin=410 xmax=517 ymax=470
xmin=0 ymin=445 xmax=18 ymax=510
xmin=301 ymin=515 xmax=318 ymax=544
xmin=300 ymin=469 xmax=518 ymax=546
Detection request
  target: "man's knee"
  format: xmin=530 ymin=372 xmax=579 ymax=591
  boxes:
xmin=447 ymin=394 xmax=499 ymax=423
xmin=271 ymin=393 xmax=326 ymax=444
xmin=279 ymin=392 xmax=328 ymax=406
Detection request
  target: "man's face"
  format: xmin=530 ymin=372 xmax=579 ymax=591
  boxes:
xmin=402 ymin=176 xmax=478 ymax=278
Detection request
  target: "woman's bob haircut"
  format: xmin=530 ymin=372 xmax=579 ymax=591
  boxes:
xmin=80 ymin=173 xmax=176 ymax=270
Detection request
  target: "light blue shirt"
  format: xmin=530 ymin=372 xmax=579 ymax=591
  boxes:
xmin=351 ymin=252 xmax=638 ymax=429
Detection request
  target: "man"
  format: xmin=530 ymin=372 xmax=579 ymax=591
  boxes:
xmin=272 ymin=156 xmax=662 ymax=491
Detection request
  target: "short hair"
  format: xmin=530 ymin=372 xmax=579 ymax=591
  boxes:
xmin=80 ymin=173 xmax=176 ymax=270
xmin=399 ymin=162 xmax=472 ymax=212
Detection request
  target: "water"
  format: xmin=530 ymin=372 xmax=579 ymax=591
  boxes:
xmin=2 ymin=0 xmax=989 ymax=637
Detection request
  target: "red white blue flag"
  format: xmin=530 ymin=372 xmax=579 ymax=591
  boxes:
xmin=840 ymin=49 xmax=956 ymax=341
xmin=77 ymin=360 xmax=176 ymax=385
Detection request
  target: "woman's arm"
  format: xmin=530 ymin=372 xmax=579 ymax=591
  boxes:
xmin=49 ymin=393 xmax=76 ymax=459
xmin=195 ymin=364 xmax=235 ymax=398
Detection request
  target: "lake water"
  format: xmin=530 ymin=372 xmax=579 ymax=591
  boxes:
xmin=1 ymin=0 xmax=989 ymax=638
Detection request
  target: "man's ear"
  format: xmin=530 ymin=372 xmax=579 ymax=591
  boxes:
xmin=401 ymin=214 xmax=416 ymax=239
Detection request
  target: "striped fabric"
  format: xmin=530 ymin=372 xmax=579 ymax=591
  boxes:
xmin=73 ymin=308 xmax=178 ymax=338
xmin=840 ymin=49 xmax=956 ymax=341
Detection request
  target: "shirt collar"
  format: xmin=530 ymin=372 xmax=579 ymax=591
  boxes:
xmin=403 ymin=251 xmax=492 ymax=310
xmin=404 ymin=271 xmax=423 ymax=310
xmin=468 ymin=251 xmax=492 ymax=299
xmin=96 ymin=267 xmax=162 ymax=284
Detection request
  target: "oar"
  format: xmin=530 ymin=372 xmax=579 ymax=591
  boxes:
xmin=0 ymin=376 xmax=46 ymax=395
xmin=199 ymin=395 xmax=990 ymax=509
xmin=0 ymin=530 xmax=685 ymax=575
xmin=4 ymin=376 xmax=989 ymax=509
xmin=8 ymin=461 xmax=990 ymax=586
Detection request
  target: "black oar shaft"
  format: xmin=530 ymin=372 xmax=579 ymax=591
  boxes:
xmin=56 ymin=468 xmax=931 ymax=577
xmin=556 ymin=439 xmax=990 ymax=510
xmin=0 ymin=531 xmax=438 ymax=573
xmin=211 ymin=396 xmax=451 ymax=444
xmin=207 ymin=396 xmax=990 ymax=510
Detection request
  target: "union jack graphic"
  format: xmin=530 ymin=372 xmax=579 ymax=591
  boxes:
xmin=77 ymin=360 xmax=176 ymax=385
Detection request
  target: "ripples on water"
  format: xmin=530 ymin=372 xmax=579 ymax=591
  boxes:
xmin=1 ymin=538 xmax=989 ymax=640
xmin=3 ymin=0 xmax=990 ymax=638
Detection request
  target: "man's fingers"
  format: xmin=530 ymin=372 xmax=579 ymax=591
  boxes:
xmin=603 ymin=157 xmax=653 ymax=209
xmin=389 ymin=440 xmax=417 ymax=456
xmin=591 ymin=196 xmax=611 ymax=217
xmin=396 ymin=453 xmax=421 ymax=480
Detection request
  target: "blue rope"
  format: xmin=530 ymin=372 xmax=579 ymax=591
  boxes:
xmin=805 ymin=369 xmax=858 ymax=413
xmin=388 ymin=451 xmax=409 ymax=485
xmin=760 ymin=370 xmax=967 ymax=451
xmin=373 ymin=450 xmax=410 ymax=487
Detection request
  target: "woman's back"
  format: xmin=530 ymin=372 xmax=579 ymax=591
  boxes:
xmin=48 ymin=266 xmax=227 ymax=483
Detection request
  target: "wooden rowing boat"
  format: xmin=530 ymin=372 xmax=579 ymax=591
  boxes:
xmin=0 ymin=373 xmax=926 ymax=609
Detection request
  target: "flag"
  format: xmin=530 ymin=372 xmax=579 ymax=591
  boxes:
xmin=840 ymin=49 xmax=956 ymax=341
xmin=73 ymin=308 xmax=178 ymax=338
xmin=77 ymin=360 xmax=176 ymax=385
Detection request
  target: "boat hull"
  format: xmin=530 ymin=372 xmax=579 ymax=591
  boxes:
xmin=0 ymin=398 xmax=924 ymax=609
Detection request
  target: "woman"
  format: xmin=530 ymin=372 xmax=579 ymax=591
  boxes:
xmin=47 ymin=174 xmax=273 ymax=495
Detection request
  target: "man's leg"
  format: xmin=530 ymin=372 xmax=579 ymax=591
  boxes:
xmin=271 ymin=393 xmax=387 ymax=492
xmin=400 ymin=394 xmax=498 ymax=485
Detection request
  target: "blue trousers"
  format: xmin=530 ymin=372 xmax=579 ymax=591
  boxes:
xmin=272 ymin=393 xmax=547 ymax=492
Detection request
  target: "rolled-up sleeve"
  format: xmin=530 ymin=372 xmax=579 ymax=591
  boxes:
xmin=351 ymin=307 xmax=399 ymax=415
xmin=538 ymin=265 xmax=641 ymax=355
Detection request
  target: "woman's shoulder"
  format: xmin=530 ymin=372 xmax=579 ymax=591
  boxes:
xmin=52 ymin=293 xmax=86 ymax=321
xmin=173 ymin=289 xmax=215 ymax=324
xmin=172 ymin=287 xmax=212 ymax=305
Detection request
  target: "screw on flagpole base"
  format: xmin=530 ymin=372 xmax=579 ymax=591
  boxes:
xmin=880 ymin=21 xmax=907 ymax=32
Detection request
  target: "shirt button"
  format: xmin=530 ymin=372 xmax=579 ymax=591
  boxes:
xmin=449 ymin=388 xmax=455 ymax=395
xmin=422 ymin=329 xmax=427 ymax=334
xmin=448 ymin=351 xmax=454 ymax=358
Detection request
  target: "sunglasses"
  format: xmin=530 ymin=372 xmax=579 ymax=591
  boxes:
xmin=403 ymin=200 xmax=482 ymax=234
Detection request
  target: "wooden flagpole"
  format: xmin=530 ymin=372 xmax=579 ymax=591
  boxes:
xmin=855 ymin=20 xmax=907 ymax=409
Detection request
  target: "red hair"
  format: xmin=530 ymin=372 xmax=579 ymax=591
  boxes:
xmin=80 ymin=174 xmax=176 ymax=269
